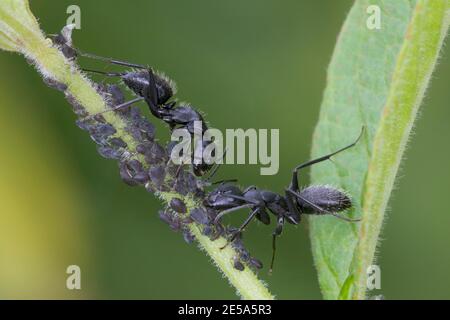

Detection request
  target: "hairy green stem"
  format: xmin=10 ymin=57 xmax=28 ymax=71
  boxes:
xmin=353 ymin=0 xmax=450 ymax=299
xmin=0 ymin=0 xmax=273 ymax=300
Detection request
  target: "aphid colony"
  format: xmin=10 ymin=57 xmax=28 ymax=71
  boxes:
xmin=47 ymin=25 xmax=361 ymax=273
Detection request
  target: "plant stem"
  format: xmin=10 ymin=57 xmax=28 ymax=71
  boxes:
xmin=0 ymin=0 xmax=273 ymax=300
xmin=353 ymin=0 xmax=450 ymax=299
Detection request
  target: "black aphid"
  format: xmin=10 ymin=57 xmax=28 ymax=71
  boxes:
xmin=233 ymin=256 xmax=245 ymax=271
xmin=249 ymin=257 xmax=263 ymax=270
xmin=182 ymin=229 xmax=195 ymax=244
xmin=43 ymin=77 xmax=68 ymax=92
xmin=159 ymin=210 xmax=182 ymax=232
xmin=190 ymin=208 xmax=210 ymax=225
xmin=119 ymin=160 xmax=149 ymax=186
xmin=66 ymin=93 xmax=88 ymax=117
xmin=52 ymin=24 xmax=77 ymax=60
xmin=169 ymin=198 xmax=187 ymax=214
xmin=109 ymin=137 xmax=127 ymax=149
xmin=97 ymin=145 xmax=123 ymax=160
xmin=149 ymin=165 xmax=166 ymax=189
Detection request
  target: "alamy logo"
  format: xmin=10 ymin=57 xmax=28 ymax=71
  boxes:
xmin=170 ymin=121 xmax=279 ymax=175
xmin=66 ymin=5 xmax=81 ymax=29
xmin=366 ymin=5 xmax=381 ymax=30
xmin=366 ymin=265 xmax=381 ymax=290
xmin=66 ymin=265 xmax=81 ymax=290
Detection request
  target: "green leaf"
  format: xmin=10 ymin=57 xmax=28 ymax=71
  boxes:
xmin=309 ymin=0 xmax=450 ymax=300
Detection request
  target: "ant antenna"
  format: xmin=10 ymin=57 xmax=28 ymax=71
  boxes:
xmin=269 ymin=234 xmax=277 ymax=274
xmin=82 ymin=96 xmax=145 ymax=120
xmin=82 ymin=68 xmax=126 ymax=77
xmin=77 ymin=50 xmax=149 ymax=69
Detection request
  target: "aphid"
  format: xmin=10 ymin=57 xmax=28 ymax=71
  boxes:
xmin=190 ymin=208 xmax=210 ymax=225
xmin=201 ymin=221 xmax=224 ymax=241
xmin=119 ymin=160 xmax=149 ymax=186
xmin=249 ymin=257 xmax=263 ymax=270
xmin=52 ymin=24 xmax=77 ymax=60
xmin=173 ymin=177 xmax=189 ymax=196
xmin=104 ymin=84 xmax=127 ymax=108
xmin=205 ymin=128 xmax=364 ymax=272
xmin=182 ymin=229 xmax=195 ymax=244
xmin=169 ymin=198 xmax=187 ymax=214
xmin=232 ymin=256 xmax=245 ymax=271
xmin=97 ymin=145 xmax=123 ymax=160
xmin=144 ymin=144 xmax=168 ymax=165
xmin=159 ymin=210 xmax=182 ymax=232
xmin=109 ymin=137 xmax=127 ymax=149
xmin=149 ymin=165 xmax=166 ymax=189
xmin=66 ymin=93 xmax=88 ymax=117
xmin=94 ymin=123 xmax=117 ymax=137
xmin=43 ymin=77 xmax=68 ymax=92
xmin=136 ymin=142 xmax=153 ymax=155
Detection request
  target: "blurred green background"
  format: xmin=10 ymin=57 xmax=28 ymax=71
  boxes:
xmin=1 ymin=0 xmax=449 ymax=299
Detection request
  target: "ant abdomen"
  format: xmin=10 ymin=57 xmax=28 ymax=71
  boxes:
xmin=121 ymin=71 xmax=175 ymax=105
xmin=298 ymin=185 xmax=352 ymax=214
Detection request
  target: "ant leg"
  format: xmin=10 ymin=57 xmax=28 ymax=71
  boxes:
xmin=77 ymin=50 xmax=149 ymax=69
xmin=221 ymin=208 xmax=260 ymax=249
xmin=286 ymin=189 xmax=361 ymax=222
xmin=213 ymin=204 xmax=253 ymax=224
xmin=83 ymin=96 xmax=144 ymax=120
xmin=269 ymin=215 xmax=285 ymax=274
xmin=284 ymin=189 xmax=301 ymax=225
xmin=290 ymin=127 xmax=364 ymax=190
xmin=82 ymin=68 xmax=125 ymax=77
xmin=171 ymin=165 xmax=184 ymax=189
xmin=242 ymin=185 xmax=257 ymax=193
xmin=203 ymin=147 xmax=229 ymax=184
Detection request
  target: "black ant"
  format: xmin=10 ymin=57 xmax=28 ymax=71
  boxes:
xmin=78 ymin=51 xmax=215 ymax=176
xmin=204 ymin=128 xmax=363 ymax=272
